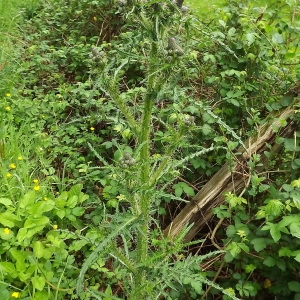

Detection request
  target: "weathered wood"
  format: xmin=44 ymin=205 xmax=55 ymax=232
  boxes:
xmin=164 ymin=105 xmax=298 ymax=241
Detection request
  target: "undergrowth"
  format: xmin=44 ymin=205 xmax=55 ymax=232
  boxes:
xmin=0 ymin=0 xmax=299 ymax=299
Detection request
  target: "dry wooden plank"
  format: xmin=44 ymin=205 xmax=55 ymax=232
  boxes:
xmin=164 ymin=105 xmax=298 ymax=241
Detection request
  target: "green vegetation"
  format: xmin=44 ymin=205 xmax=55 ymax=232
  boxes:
xmin=0 ymin=0 xmax=299 ymax=299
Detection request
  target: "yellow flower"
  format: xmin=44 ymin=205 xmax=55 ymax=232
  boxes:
xmin=90 ymin=127 xmax=95 ymax=131
xmin=33 ymin=179 xmax=39 ymax=183
xmin=5 ymin=93 xmax=11 ymax=97
xmin=9 ymin=163 xmax=16 ymax=169
xmin=17 ymin=156 xmax=23 ymax=160
xmin=43 ymin=197 xmax=48 ymax=201
xmin=116 ymin=194 xmax=126 ymax=201
xmin=5 ymin=106 xmax=11 ymax=111
xmin=4 ymin=228 xmax=10 ymax=235
xmin=6 ymin=173 xmax=12 ymax=178
xmin=33 ymin=185 xmax=40 ymax=191
xmin=53 ymin=224 xmax=58 ymax=230
xmin=12 ymin=292 xmax=20 ymax=298
xmin=93 ymin=16 xmax=97 ymax=21
xmin=263 ymin=278 xmax=272 ymax=289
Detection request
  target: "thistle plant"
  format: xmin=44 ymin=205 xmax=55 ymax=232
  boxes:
xmin=76 ymin=1 xmax=235 ymax=299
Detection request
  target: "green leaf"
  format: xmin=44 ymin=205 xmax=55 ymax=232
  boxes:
xmin=182 ymin=184 xmax=195 ymax=197
xmin=294 ymin=254 xmax=300 ymax=263
xmin=33 ymin=241 xmax=45 ymax=259
xmin=9 ymin=249 xmax=27 ymax=272
xmin=0 ymin=198 xmax=13 ymax=207
xmin=290 ymin=223 xmax=300 ymax=239
xmin=191 ymin=280 xmax=203 ymax=294
xmin=31 ymin=276 xmax=45 ymax=291
xmin=18 ymin=191 xmax=37 ymax=211
xmin=270 ymin=227 xmax=281 ymax=242
xmin=0 ymin=211 xmax=18 ymax=227
xmin=28 ymin=201 xmax=55 ymax=216
xmin=272 ymin=33 xmax=284 ymax=44
xmin=72 ymin=207 xmax=85 ymax=216
xmin=250 ymin=238 xmax=268 ymax=252
xmin=265 ymin=199 xmax=284 ymax=217
xmin=245 ymin=32 xmax=256 ymax=45
xmin=288 ymin=281 xmax=300 ymax=292
xmin=263 ymin=256 xmax=276 ymax=267
xmin=67 ymin=195 xmax=79 ymax=208
xmin=279 ymin=247 xmax=293 ymax=257
xmin=0 ymin=262 xmax=17 ymax=278
xmin=227 ymin=242 xmax=241 ymax=258
xmin=202 ymin=124 xmax=212 ymax=135
xmin=24 ymin=216 xmax=49 ymax=229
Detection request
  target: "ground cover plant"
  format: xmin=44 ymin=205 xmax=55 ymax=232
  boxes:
xmin=0 ymin=0 xmax=299 ymax=299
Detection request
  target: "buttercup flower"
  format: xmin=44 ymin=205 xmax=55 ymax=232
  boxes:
xmin=93 ymin=16 xmax=97 ymax=21
xmin=53 ymin=225 xmax=58 ymax=230
xmin=90 ymin=127 xmax=95 ymax=131
xmin=17 ymin=156 xmax=23 ymax=160
xmin=33 ymin=185 xmax=40 ymax=191
xmin=44 ymin=197 xmax=48 ymax=201
xmin=12 ymin=292 xmax=20 ymax=298
xmin=5 ymin=106 xmax=11 ymax=111
xmin=4 ymin=228 xmax=10 ymax=235
xmin=33 ymin=179 xmax=39 ymax=183
xmin=5 ymin=93 xmax=11 ymax=97
xmin=9 ymin=163 xmax=16 ymax=169
xmin=6 ymin=173 xmax=12 ymax=178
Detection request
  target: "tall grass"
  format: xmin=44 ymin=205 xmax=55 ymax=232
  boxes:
xmin=0 ymin=0 xmax=40 ymax=94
